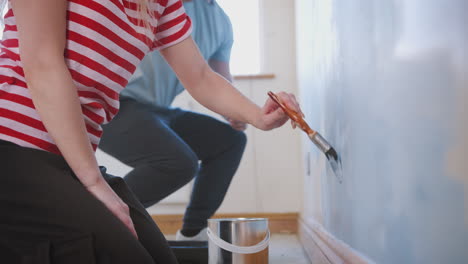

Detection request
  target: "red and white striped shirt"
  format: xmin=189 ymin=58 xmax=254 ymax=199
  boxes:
xmin=0 ymin=0 xmax=192 ymax=154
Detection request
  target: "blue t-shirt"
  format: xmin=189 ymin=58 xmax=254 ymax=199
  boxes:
xmin=121 ymin=0 xmax=233 ymax=107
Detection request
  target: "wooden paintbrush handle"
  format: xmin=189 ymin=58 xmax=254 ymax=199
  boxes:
xmin=268 ymin=91 xmax=315 ymax=135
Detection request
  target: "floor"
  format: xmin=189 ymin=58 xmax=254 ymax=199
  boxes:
xmin=269 ymin=234 xmax=310 ymax=264
xmin=166 ymin=234 xmax=310 ymax=264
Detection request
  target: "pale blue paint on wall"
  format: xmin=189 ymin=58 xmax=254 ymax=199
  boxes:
xmin=296 ymin=0 xmax=468 ymax=263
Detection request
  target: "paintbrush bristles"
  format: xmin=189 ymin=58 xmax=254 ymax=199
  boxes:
xmin=325 ymin=147 xmax=339 ymax=162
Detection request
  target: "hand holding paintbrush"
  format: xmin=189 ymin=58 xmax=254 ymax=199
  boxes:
xmin=267 ymin=91 xmax=313 ymax=134
xmin=267 ymin=91 xmax=343 ymax=182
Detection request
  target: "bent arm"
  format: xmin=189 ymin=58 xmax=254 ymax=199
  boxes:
xmin=161 ymin=37 xmax=263 ymax=127
xmin=13 ymin=0 xmax=101 ymax=185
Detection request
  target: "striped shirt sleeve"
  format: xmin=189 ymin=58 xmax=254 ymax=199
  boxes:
xmin=153 ymin=0 xmax=193 ymax=50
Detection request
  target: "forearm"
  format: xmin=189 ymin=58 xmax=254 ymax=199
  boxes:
xmin=161 ymin=38 xmax=261 ymax=126
xmin=187 ymin=66 xmax=262 ymax=127
xmin=163 ymin=38 xmax=299 ymax=132
xmin=26 ymin=62 xmax=101 ymax=186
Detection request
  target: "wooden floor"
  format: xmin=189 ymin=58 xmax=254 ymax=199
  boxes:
xmin=153 ymin=213 xmax=298 ymax=234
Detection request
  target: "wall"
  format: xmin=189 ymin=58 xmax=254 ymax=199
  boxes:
xmin=97 ymin=0 xmax=303 ymax=215
xmin=296 ymin=0 xmax=468 ymax=263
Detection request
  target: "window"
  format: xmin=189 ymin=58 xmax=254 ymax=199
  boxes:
xmin=217 ymin=0 xmax=262 ymax=75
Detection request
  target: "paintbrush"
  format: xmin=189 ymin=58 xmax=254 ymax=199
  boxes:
xmin=267 ymin=91 xmax=343 ymax=182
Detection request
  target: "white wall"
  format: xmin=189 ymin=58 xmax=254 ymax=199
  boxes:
xmin=97 ymin=0 xmax=303 ymax=215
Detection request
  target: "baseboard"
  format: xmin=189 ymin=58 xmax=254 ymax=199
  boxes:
xmin=152 ymin=213 xmax=298 ymax=235
xmin=299 ymin=219 xmax=374 ymax=264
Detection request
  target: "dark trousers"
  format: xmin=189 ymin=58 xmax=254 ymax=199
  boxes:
xmin=0 ymin=140 xmax=178 ymax=264
xmin=100 ymin=96 xmax=247 ymax=230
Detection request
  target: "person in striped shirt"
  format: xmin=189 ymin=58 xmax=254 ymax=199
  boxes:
xmin=0 ymin=0 xmax=301 ymax=262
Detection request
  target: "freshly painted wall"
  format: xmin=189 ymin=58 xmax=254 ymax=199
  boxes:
xmin=296 ymin=0 xmax=468 ymax=263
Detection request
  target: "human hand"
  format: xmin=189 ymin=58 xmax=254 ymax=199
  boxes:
xmin=255 ymin=91 xmax=303 ymax=131
xmin=227 ymin=118 xmax=247 ymax=131
xmin=86 ymin=178 xmax=138 ymax=238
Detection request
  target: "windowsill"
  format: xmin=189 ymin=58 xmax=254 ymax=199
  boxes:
xmin=233 ymin=73 xmax=276 ymax=80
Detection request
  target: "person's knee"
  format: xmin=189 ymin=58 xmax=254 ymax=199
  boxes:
xmin=127 ymin=149 xmax=198 ymax=192
xmin=231 ymin=130 xmax=247 ymax=153
xmin=179 ymin=152 xmax=199 ymax=181
xmin=169 ymin=149 xmax=199 ymax=183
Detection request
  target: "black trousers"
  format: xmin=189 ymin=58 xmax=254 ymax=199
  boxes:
xmin=0 ymin=140 xmax=178 ymax=264
xmin=100 ymin=96 xmax=247 ymax=230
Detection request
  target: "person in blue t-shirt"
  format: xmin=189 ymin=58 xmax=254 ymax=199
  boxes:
xmin=100 ymin=0 xmax=246 ymax=241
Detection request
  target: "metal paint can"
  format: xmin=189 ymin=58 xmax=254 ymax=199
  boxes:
xmin=207 ymin=218 xmax=269 ymax=264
